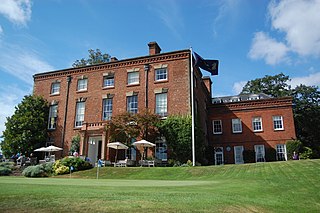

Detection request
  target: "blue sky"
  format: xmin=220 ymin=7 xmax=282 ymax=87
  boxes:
xmin=1 ymin=0 xmax=320 ymax=135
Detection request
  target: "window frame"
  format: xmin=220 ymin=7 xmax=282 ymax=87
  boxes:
xmin=51 ymin=82 xmax=60 ymax=95
xmin=273 ymin=115 xmax=284 ymax=130
xmin=48 ymin=104 xmax=58 ymax=130
xmin=213 ymin=120 xmax=222 ymax=134
xmin=127 ymin=72 xmax=139 ymax=85
xmin=155 ymin=93 xmax=168 ymax=117
xmin=77 ymin=78 xmax=88 ymax=91
xmin=232 ymin=118 xmax=242 ymax=133
xmin=127 ymin=95 xmax=138 ymax=114
xmin=276 ymin=144 xmax=287 ymax=161
xmin=252 ymin=117 xmax=263 ymax=132
xmin=75 ymin=102 xmax=85 ymax=127
xmin=102 ymin=98 xmax=113 ymax=120
xmin=103 ymin=76 xmax=114 ymax=88
xmin=155 ymin=68 xmax=168 ymax=81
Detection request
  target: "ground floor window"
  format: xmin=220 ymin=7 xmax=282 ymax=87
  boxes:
xmin=214 ymin=147 xmax=224 ymax=165
xmin=254 ymin=145 xmax=265 ymax=162
xmin=156 ymin=142 xmax=167 ymax=161
xmin=276 ymin=144 xmax=287 ymax=161
xmin=234 ymin=146 xmax=244 ymax=164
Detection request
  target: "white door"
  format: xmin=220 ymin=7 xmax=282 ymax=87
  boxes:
xmin=254 ymin=145 xmax=265 ymax=162
xmin=215 ymin=147 xmax=224 ymax=165
xmin=88 ymin=136 xmax=101 ymax=164
xmin=234 ymin=146 xmax=244 ymax=164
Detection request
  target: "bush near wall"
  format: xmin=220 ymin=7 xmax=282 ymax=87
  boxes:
xmin=53 ymin=157 xmax=92 ymax=175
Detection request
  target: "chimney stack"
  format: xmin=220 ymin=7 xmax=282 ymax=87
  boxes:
xmin=148 ymin=42 xmax=161 ymax=55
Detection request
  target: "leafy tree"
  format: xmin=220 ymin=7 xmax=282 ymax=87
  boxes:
xmin=241 ymin=73 xmax=290 ymax=97
xmin=291 ymin=85 xmax=320 ymax=157
xmin=72 ymin=49 xmax=111 ymax=68
xmin=157 ymin=115 xmax=192 ymax=163
xmin=1 ymin=95 xmax=49 ymax=157
xmin=108 ymin=110 xmax=160 ymax=145
xmin=70 ymin=134 xmax=80 ymax=154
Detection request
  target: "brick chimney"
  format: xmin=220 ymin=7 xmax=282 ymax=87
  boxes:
xmin=110 ymin=57 xmax=118 ymax=62
xmin=148 ymin=42 xmax=161 ymax=55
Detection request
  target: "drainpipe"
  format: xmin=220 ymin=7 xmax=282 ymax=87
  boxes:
xmin=61 ymin=75 xmax=72 ymax=156
xmin=144 ymin=64 xmax=150 ymax=109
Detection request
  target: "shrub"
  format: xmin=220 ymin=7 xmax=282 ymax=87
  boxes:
xmin=22 ymin=162 xmax=53 ymax=177
xmin=53 ymin=160 xmax=69 ymax=175
xmin=0 ymin=162 xmax=14 ymax=176
xmin=286 ymin=140 xmax=303 ymax=160
xmin=60 ymin=157 xmax=92 ymax=171
xmin=0 ymin=167 xmax=12 ymax=176
xmin=300 ymin=147 xmax=313 ymax=159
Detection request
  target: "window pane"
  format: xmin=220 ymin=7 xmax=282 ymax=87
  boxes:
xmin=128 ymin=72 xmax=139 ymax=85
xmin=77 ymin=79 xmax=88 ymax=91
xmin=155 ymin=68 xmax=167 ymax=81
xmin=103 ymin=76 xmax=114 ymax=87
xmin=102 ymin=98 xmax=113 ymax=120
xmin=156 ymin=93 xmax=167 ymax=117
xmin=51 ymin=83 xmax=60 ymax=94
xmin=232 ymin=118 xmax=242 ymax=133
xmin=252 ymin=117 xmax=262 ymax=131
xmin=75 ymin=102 xmax=85 ymax=127
xmin=48 ymin=105 xmax=58 ymax=129
xmin=213 ymin=120 xmax=222 ymax=134
xmin=127 ymin=95 xmax=138 ymax=114
xmin=273 ymin=116 xmax=283 ymax=130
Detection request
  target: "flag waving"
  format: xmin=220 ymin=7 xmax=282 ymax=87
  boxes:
xmin=193 ymin=52 xmax=219 ymax=75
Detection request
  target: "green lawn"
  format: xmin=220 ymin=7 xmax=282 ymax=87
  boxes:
xmin=0 ymin=160 xmax=319 ymax=212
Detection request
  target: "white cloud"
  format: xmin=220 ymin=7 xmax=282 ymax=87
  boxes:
xmin=0 ymin=0 xmax=32 ymax=26
xmin=0 ymin=25 xmax=3 ymax=35
xmin=232 ymin=81 xmax=247 ymax=94
xmin=248 ymin=32 xmax=289 ymax=65
xmin=0 ymin=43 xmax=54 ymax=85
xmin=269 ymin=0 xmax=320 ymax=57
xmin=0 ymin=84 xmax=30 ymax=136
xmin=289 ymin=72 xmax=320 ymax=88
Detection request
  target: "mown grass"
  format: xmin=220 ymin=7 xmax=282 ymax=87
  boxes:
xmin=0 ymin=159 xmax=319 ymax=212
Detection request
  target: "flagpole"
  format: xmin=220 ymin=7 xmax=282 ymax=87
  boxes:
xmin=190 ymin=47 xmax=196 ymax=167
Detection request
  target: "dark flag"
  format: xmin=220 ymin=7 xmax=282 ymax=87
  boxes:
xmin=193 ymin=52 xmax=219 ymax=75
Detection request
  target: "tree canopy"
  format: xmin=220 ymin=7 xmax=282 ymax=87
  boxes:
xmin=1 ymin=95 xmax=49 ymax=157
xmin=241 ymin=73 xmax=320 ymax=158
xmin=72 ymin=49 xmax=111 ymax=68
xmin=108 ymin=110 xmax=160 ymax=146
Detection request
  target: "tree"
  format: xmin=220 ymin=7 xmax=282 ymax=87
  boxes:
xmin=240 ymin=74 xmax=320 ymax=158
xmin=157 ymin=115 xmax=192 ymax=163
xmin=241 ymin=73 xmax=290 ymax=97
xmin=72 ymin=49 xmax=111 ymax=68
xmin=291 ymin=84 xmax=320 ymax=157
xmin=108 ymin=110 xmax=160 ymax=146
xmin=1 ymin=95 xmax=49 ymax=157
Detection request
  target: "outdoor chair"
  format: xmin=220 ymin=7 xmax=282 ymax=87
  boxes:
xmin=115 ymin=159 xmax=127 ymax=167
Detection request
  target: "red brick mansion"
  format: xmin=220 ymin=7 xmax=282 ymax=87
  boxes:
xmin=33 ymin=42 xmax=296 ymax=165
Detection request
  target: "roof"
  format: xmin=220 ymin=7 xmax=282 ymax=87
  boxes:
xmin=212 ymin=93 xmax=272 ymax=104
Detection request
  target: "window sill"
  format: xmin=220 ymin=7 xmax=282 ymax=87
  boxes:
xmin=102 ymin=86 xmax=115 ymax=90
xmin=154 ymin=79 xmax=168 ymax=84
xmin=74 ymin=127 xmax=82 ymax=130
xmin=274 ymin=129 xmax=284 ymax=131
xmin=127 ymin=83 xmax=140 ymax=87
xmin=50 ymin=93 xmax=60 ymax=96
xmin=76 ymin=90 xmax=88 ymax=93
xmin=213 ymin=132 xmax=223 ymax=135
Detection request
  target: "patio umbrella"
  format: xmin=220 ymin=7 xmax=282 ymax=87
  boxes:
xmin=133 ymin=140 xmax=156 ymax=160
xmin=107 ymin=142 xmax=128 ymax=162
xmin=34 ymin=147 xmax=47 ymax=152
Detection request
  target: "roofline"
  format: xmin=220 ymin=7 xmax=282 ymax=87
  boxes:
xmin=33 ymin=49 xmax=190 ymax=78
